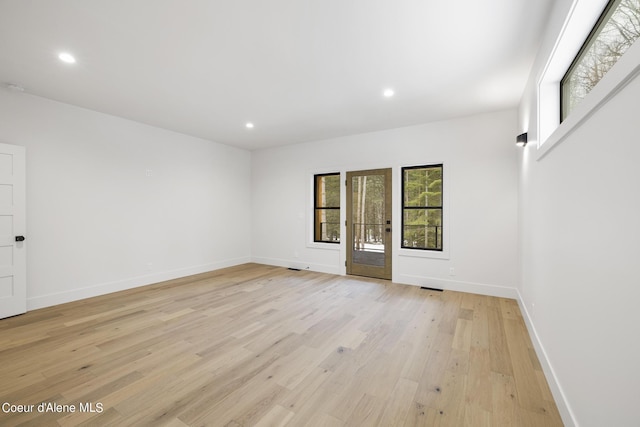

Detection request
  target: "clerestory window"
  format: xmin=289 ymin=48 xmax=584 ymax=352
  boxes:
xmin=561 ymin=0 xmax=640 ymax=121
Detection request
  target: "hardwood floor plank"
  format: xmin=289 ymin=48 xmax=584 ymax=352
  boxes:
xmin=451 ymin=318 xmax=473 ymax=351
xmin=343 ymin=393 xmax=385 ymax=426
xmin=414 ymin=330 xmax=455 ymax=407
xmin=377 ymin=378 xmax=419 ymax=426
xmin=464 ymin=403 xmax=492 ymax=427
xmin=303 ymin=413 xmax=344 ymax=427
xmin=254 ymin=404 xmax=295 ymax=427
xmin=488 ymin=305 xmax=515 ymax=376
xmin=277 ymin=367 xmax=333 ymax=414
xmin=0 ymin=263 xmax=563 ymax=426
xmin=466 ymin=346 xmax=492 ymax=412
xmin=491 ymin=372 xmax=519 ymax=426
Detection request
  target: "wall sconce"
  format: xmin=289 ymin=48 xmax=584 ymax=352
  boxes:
xmin=516 ymin=132 xmax=528 ymax=147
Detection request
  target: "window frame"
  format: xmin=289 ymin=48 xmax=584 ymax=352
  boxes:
xmin=313 ymin=172 xmax=341 ymax=244
xmin=536 ymin=0 xmax=640 ymax=158
xmin=400 ymin=164 xmax=444 ymax=252
xmin=560 ymin=0 xmax=626 ymax=122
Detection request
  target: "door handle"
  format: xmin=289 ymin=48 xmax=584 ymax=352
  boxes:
xmin=15 ymin=236 xmax=25 ymax=242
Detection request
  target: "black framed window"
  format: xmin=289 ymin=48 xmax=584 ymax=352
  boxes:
xmin=314 ymin=173 xmax=340 ymax=243
xmin=561 ymin=0 xmax=640 ymax=121
xmin=401 ymin=165 xmax=443 ymax=251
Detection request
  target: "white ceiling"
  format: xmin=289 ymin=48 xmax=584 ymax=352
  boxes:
xmin=0 ymin=0 xmax=553 ymax=150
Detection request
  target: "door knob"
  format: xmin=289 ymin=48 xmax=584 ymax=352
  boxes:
xmin=15 ymin=236 xmax=25 ymax=242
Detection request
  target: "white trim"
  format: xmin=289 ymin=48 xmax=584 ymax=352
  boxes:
xmin=538 ymin=39 xmax=640 ymax=159
xmin=306 ymin=170 xmax=346 ymax=274
xmin=516 ymin=290 xmax=578 ymax=427
xmin=306 ymin=170 xmax=343 ymax=250
xmin=251 ymin=256 xmax=341 ymax=275
xmin=536 ymin=0 xmax=639 ymax=157
xmin=395 ymin=161 xmax=451 ymax=260
xmin=397 ymin=248 xmax=449 ymax=260
xmin=396 ymin=273 xmax=518 ymax=299
xmin=306 ymin=242 xmax=341 ymax=251
xmin=250 ymin=257 xmax=518 ymax=299
xmin=536 ymin=0 xmax=608 ymax=145
xmin=26 ymin=257 xmax=250 ymax=310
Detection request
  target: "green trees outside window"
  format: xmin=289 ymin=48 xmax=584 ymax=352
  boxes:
xmin=561 ymin=0 xmax=640 ymax=120
xmin=314 ymin=173 xmax=340 ymax=243
xmin=402 ymin=165 xmax=443 ymax=251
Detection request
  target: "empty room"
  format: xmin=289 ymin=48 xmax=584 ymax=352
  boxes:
xmin=1 ymin=0 xmax=639 ymax=426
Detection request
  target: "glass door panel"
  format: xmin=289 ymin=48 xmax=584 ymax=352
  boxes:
xmin=346 ymin=168 xmax=392 ymax=280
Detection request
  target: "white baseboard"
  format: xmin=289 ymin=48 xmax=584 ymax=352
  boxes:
xmin=516 ymin=290 xmax=577 ymax=427
xmin=396 ymin=273 xmax=519 ymax=299
xmin=27 ymin=257 xmax=250 ymax=310
xmin=251 ymin=256 xmax=342 ymax=275
xmin=251 ymin=259 xmax=518 ymax=299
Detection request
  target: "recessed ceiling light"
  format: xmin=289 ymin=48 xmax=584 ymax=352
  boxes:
xmin=245 ymin=122 xmax=254 ymax=129
xmin=383 ymin=88 xmax=395 ymax=98
xmin=58 ymin=52 xmax=76 ymax=64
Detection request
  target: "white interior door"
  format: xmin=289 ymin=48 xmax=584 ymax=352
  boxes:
xmin=0 ymin=143 xmax=26 ymax=319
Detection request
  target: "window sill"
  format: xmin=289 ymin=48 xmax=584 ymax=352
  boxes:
xmin=538 ymin=40 xmax=640 ymax=161
xmin=306 ymin=242 xmax=341 ymax=251
xmin=398 ymin=248 xmax=449 ymax=260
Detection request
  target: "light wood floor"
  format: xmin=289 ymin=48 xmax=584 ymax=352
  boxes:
xmin=0 ymin=264 xmax=563 ymax=426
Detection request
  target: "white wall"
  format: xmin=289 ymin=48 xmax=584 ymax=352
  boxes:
xmin=518 ymin=1 xmax=640 ymax=425
xmin=0 ymin=90 xmax=251 ymax=309
xmin=251 ymin=109 xmax=520 ymax=297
